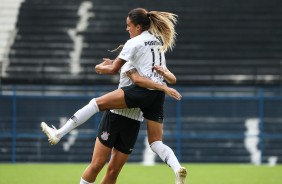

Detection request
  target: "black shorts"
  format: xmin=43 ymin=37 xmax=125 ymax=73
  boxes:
xmin=121 ymin=85 xmax=165 ymax=123
xmin=97 ymin=111 xmax=140 ymax=154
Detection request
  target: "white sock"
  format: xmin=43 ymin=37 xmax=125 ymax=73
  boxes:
xmin=150 ymin=141 xmax=181 ymax=174
xmin=56 ymin=98 xmax=99 ymax=138
xmin=80 ymin=177 xmax=93 ymax=184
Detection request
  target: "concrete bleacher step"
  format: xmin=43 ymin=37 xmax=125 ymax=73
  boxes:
xmin=0 ymin=0 xmax=24 ymax=62
xmin=3 ymin=0 xmax=282 ymax=86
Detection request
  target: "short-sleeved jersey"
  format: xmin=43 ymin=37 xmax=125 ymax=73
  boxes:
xmin=111 ymin=62 xmax=144 ymax=122
xmin=118 ymin=31 xmax=167 ymax=86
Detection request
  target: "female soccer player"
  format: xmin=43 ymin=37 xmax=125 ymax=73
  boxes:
xmin=41 ymin=8 xmax=187 ymax=184
xmin=79 ymin=48 xmax=180 ymax=184
xmin=80 ymin=62 xmax=144 ymax=184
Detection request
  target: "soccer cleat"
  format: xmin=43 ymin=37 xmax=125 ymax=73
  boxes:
xmin=175 ymin=167 xmax=187 ymax=184
xmin=41 ymin=122 xmax=60 ymax=145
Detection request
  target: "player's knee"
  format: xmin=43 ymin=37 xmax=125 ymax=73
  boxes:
xmin=106 ymin=165 xmax=121 ymax=179
xmin=89 ymin=98 xmax=99 ymax=111
xmin=150 ymin=141 xmax=163 ymax=151
xmin=94 ymin=97 xmax=108 ymax=111
xmin=89 ymin=159 xmax=105 ymax=172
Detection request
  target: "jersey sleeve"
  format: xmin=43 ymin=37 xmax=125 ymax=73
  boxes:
xmin=120 ymin=62 xmax=135 ymax=74
xmin=118 ymin=39 xmax=136 ymax=62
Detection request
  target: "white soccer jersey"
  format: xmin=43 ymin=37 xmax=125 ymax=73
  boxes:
xmin=111 ymin=62 xmax=144 ymax=121
xmin=119 ymin=31 xmax=167 ymax=86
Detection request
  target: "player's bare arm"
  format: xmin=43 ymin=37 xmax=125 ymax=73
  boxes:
xmin=126 ymin=68 xmax=182 ymax=100
xmin=95 ymin=58 xmax=125 ymax=75
xmin=153 ymin=65 xmax=176 ymax=84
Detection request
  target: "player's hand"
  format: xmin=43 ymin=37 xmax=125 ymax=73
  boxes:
xmin=164 ymin=87 xmax=182 ymax=100
xmin=95 ymin=65 xmax=102 ymax=74
xmin=153 ymin=65 xmax=165 ymax=76
xmin=102 ymin=58 xmax=113 ymax=65
xmin=95 ymin=58 xmax=113 ymax=74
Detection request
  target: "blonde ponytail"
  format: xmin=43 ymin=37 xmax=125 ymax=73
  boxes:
xmin=148 ymin=11 xmax=178 ymax=52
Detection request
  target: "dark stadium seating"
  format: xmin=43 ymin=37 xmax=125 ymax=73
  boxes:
xmin=1 ymin=0 xmax=282 ymax=85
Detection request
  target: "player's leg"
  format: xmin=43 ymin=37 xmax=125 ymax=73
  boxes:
xmin=56 ymin=89 xmax=127 ymax=138
xmin=147 ymin=120 xmax=183 ymax=172
xmin=143 ymin=92 xmax=186 ymax=184
xmin=57 ymin=84 xmax=153 ymax=141
xmin=81 ymin=111 xmax=121 ymax=183
xmin=147 ymin=120 xmax=187 ymax=184
xmin=101 ymin=112 xmax=140 ymax=184
xmin=41 ymin=89 xmax=127 ymax=145
xmin=95 ymin=89 xmax=127 ymax=111
xmin=80 ymin=138 xmax=111 ymax=184
xmin=100 ymin=148 xmax=129 ymax=184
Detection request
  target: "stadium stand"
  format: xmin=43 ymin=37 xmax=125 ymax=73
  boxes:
xmin=1 ymin=0 xmax=282 ymax=85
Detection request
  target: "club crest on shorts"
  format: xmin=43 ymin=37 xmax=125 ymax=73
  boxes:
xmin=101 ymin=131 xmax=110 ymax=141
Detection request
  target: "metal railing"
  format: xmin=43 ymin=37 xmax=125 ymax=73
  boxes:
xmin=1 ymin=85 xmax=282 ymax=163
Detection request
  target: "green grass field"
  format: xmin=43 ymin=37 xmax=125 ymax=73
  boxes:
xmin=0 ymin=163 xmax=281 ymax=184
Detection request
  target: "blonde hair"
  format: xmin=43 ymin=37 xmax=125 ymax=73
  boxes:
xmin=148 ymin=11 xmax=178 ymax=52
xmin=128 ymin=8 xmax=178 ymax=52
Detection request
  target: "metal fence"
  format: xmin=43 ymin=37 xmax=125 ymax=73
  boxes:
xmin=0 ymin=85 xmax=282 ymax=164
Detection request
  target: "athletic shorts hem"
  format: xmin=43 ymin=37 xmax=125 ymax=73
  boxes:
xmin=97 ymin=136 xmax=133 ymax=155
